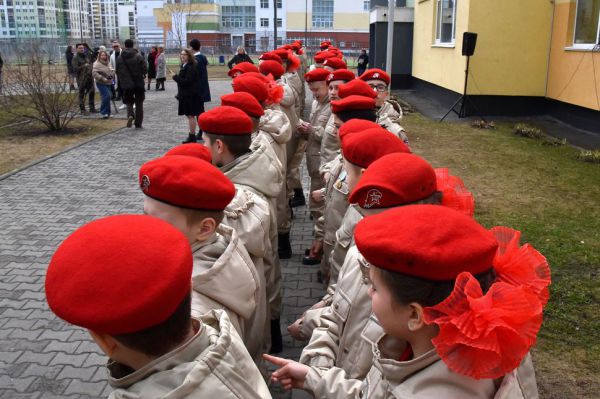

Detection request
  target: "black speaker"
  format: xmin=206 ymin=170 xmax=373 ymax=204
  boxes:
xmin=462 ymin=32 xmax=477 ymax=56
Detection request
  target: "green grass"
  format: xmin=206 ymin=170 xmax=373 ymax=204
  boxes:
xmin=402 ymin=113 xmax=600 ymax=398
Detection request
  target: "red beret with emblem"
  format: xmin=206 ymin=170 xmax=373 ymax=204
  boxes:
xmin=326 ymin=69 xmax=356 ymax=84
xmin=305 ymin=68 xmax=331 ymax=83
xmin=198 ymin=105 xmax=253 ymax=136
xmin=323 ymin=57 xmax=347 ymax=70
xmin=349 ymin=153 xmax=437 ymax=209
xmin=359 ymin=68 xmax=391 ymax=85
xmin=232 ymin=75 xmax=269 ymax=103
xmin=164 ymin=143 xmax=212 ymax=163
xmin=227 ymin=62 xmax=259 ymax=78
xmin=331 ymin=95 xmax=376 ymax=114
xmin=221 ymin=92 xmax=265 ymax=118
xmin=341 ymin=128 xmax=410 ymax=168
xmin=45 ymin=214 xmax=193 ymax=335
xmin=139 ymin=155 xmax=235 ymax=210
xmin=355 ymin=205 xmax=498 ymax=280
xmin=338 ymin=79 xmax=377 ymax=99
xmin=259 ymin=60 xmax=285 ymax=79
xmin=259 ymin=52 xmax=283 ymax=63
xmin=338 ymin=119 xmax=383 ymax=140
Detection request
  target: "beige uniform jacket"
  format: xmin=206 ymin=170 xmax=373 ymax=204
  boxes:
xmin=278 ymin=77 xmax=299 ymax=131
xmin=222 ymin=188 xmax=271 ymax=364
xmin=299 ymin=246 xmax=373 ymax=376
xmin=304 ymin=320 xmax=539 ymax=399
xmin=377 ymin=101 xmax=409 ymax=146
xmin=107 ymin=311 xmax=272 ymax=399
xmin=257 ymin=107 xmax=292 ymax=170
xmin=283 ymin=71 xmax=304 ymax=119
xmin=190 ymin=225 xmax=261 ymax=357
xmin=328 ymin=204 xmax=363 ymax=287
xmin=320 ymin=115 xmax=340 ymax=169
xmin=221 ymin=140 xmax=284 ymax=319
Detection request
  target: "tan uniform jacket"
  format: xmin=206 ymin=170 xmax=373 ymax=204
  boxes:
xmin=300 ymin=246 xmax=374 ymax=376
xmin=306 ymin=98 xmax=332 ymax=158
xmin=190 ymin=225 xmax=260 ymax=357
xmin=304 ymin=321 xmax=539 ymax=399
xmin=222 ymin=188 xmax=271 ymax=364
xmin=320 ymin=114 xmax=340 ymax=169
xmin=328 ymin=204 xmax=363 ymax=287
xmin=278 ymin=77 xmax=299 ymax=130
xmin=377 ymin=101 xmax=409 ymax=146
xmin=283 ymin=71 xmax=304 ymax=119
xmin=257 ymin=107 xmax=292 ymax=170
xmin=107 ymin=310 xmax=272 ymax=399
xmin=221 ymin=140 xmax=284 ymax=319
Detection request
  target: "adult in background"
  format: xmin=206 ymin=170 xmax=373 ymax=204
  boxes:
xmin=147 ymin=46 xmax=157 ymax=90
xmin=173 ymin=48 xmax=201 ymax=144
xmin=110 ymin=40 xmax=124 ymax=106
xmin=155 ymin=46 xmax=166 ymax=91
xmin=92 ymin=50 xmax=114 ymax=119
xmin=116 ymin=39 xmax=147 ymax=128
xmin=227 ymin=46 xmax=253 ymax=69
xmin=190 ymin=39 xmax=211 ymax=141
xmin=65 ymin=46 xmax=76 ymax=91
xmin=357 ymin=49 xmax=368 ymax=77
xmin=71 ymin=43 xmax=97 ymax=114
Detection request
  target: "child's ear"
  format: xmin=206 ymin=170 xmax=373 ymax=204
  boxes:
xmin=407 ymin=303 xmax=427 ymax=332
xmin=193 ymin=217 xmax=217 ymax=242
xmin=89 ymin=330 xmax=118 ymax=358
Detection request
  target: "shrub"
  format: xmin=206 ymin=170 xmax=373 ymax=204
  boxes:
xmin=471 ymin=120 xmax=495 ymax=129
xmin=513 ymin=123 xmax=544 ymax=139
xmin=577 ymin=150 xmax=600 ymax=164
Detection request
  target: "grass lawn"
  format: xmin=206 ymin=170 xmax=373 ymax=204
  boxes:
xmin=0 ymin=118 xmax=124 ymax=176
xmin=402 ymin=113 xmax=599 ymax=398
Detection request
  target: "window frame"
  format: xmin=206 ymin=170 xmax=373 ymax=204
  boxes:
xmin=260 ymin=0 xmax=268 ymax=8
xmin=260 ymin=17 xmax=269 ymax=27
xmin=572 ymin=0 xmax=600 ymax=49
xmin=434 ymin=0 xmax=457 ymax=45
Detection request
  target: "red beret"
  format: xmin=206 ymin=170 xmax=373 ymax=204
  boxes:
xmin=323 ymin=57 xmax=347 ymax=70
xmin=232 ymin=75 xmax=269 ymax=103
xmin=221 ymin=92 xmax=265 ymax=118
xmin=305 ymin=68 xmax=331 ymax=83
xmin=338 ymin=79 xmax=378 ymax=99
xmin=360 ymin=68 xmax=391 ymax=86
xmin=259 ymin=52 xmax=283 ymax=63
xmin=45 ymin=214 xmax=193 ymax=335
xmin=227 ymin=62 xmax=259 ymax=78
xmin=341 ymin=128 xmax=410 ymax=168
xmin=290 ymin=42 xmax=302 ymax=51
xmin=327 ymin=69 xmax=356 ymax=84
xmin=320 ymin=40 xmax=331 ymax=49
xmin=164 ymin=143 xmax=212 ymax=163
xmin=259 ymin=60 xmax=285 ymax=79
xmin=198 ymin=105 xmax=253 ymax=136
xmin=349 ymin=153 xmax=437 ymax=209
xmin=331 ymin=95 xmax=376 ymax=114
xmin=338 ymin=119 xmax=383 ymax=140
xmin=314 ymin=53 xmax=327 ymax=64
xmin=355 ymin=205 xmax=498 ymax=281
xmin=139 ymin=155 xmax=235 ymax=211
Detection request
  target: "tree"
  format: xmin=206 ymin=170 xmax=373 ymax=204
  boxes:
xmin=165 ymin=0 xmax=193 ymax=48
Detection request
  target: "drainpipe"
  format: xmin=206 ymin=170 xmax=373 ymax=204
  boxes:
xmin=385 ymin=0 xmax=395 ymax=78
xmin=544 ymin=0 xmax=556 ymax=101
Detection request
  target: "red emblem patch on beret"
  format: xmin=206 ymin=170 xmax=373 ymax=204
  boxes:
xmin=326 ymin=69 xmax=356 ymax=84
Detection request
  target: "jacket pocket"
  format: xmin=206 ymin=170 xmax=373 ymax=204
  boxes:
xmin=331 ymin=289 xmax=351 ymax=322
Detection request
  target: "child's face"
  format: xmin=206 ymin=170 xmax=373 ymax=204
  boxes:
xmin=366 ymin=79 xmax=388 ymax=107
xmin=343 ymin=159 xmax=364 ymax=193
xmin=308 ymin=81 xmax=328 ymax=102
xmin=328 ymin=81 xmax=343 ymax=101
xmin=143 ymin=197 xmax=195 ymax=243
xmin=368 ymin=266 xmax=412 ymax=340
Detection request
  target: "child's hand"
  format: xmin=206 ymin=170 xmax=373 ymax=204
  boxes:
xmin=287 ymin=319 xmax=307 ymax=341
xmin=263 ymin=354 xmax=310 ymax=390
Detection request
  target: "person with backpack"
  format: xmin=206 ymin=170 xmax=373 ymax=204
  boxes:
xmin=116 ymin=39 xmax=147 ymax=128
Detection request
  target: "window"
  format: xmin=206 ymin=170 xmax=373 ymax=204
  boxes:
xmin=435 ymin=0 xmax=457 ymax=44
xmin=276 ymin=18 xmax=282 ymax=27
xmin=312 ymin=0 xmax=333 ymax=28
xmin=574 ymin=0 xmax=600 ymax=46
xmin=363 ymin=1 xmax=370 ymax=11
xmin=260 ymin=17 xmax=269 ymax=27
xmin=260 ymin=0 xmax=268 ymax=8
xmin=277 ymin=0 xmax=282 ymax=8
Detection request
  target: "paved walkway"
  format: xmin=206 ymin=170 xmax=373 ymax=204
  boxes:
xmin=0 ymin=80 xmax=321 ymax=398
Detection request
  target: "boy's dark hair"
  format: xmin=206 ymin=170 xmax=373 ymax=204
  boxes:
xmin=190 ymin=39 xmax=201 ymax=51
xmin=337 ymin=109 xmax=377 ymax=123
xmin=376 ymin=267 xmax=496 ymax=308
xmin=113 ymin=292 xmax=192 ymax=357
xmin=124 ymin=39 xmax=134 ymax=49
xmin=205 ymin=133 xmax=252 ymax=158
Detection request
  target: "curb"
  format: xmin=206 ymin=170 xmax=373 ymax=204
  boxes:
xmin=0 ymin=126 xmax=127 ymax=182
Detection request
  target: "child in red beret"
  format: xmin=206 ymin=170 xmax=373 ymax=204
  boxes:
xmin=138 ymin=155 xmax=269 ymax=368
xmin=45 ymin=215 xmax=271 ymax=398
xmin=267 ymin=205 xmax=549 ymax=398
xmin=199 ymin=105 xmax=286 ymax=354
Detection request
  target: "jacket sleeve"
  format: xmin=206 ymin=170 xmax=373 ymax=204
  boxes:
xmin=227 ymin=55 xmax=235 ymax=69
xmin=174 ymin=65 xmax=198 ymax=86
xmin=139 ymin=54 xmax=148 ymax=76
xmin=303 ymin=367 xmax=363 ymax=399
xmin=279 ymin=82 xmax=296 ymax=108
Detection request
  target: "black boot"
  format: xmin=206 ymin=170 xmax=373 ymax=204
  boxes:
xmin=278 ymin=232 xmax=292 ymax=259
xmin=196 ymin=130 xmax=204 ymax=142
xmin=182 ymin=133 xmax=196 ymax=144
xmin=290 ymin=188 xmax=306 ymax=207
xmin=269 ymin=319 xmax=283 ymax=354
xmin=302 ymin=248 xmax=321 ymax=265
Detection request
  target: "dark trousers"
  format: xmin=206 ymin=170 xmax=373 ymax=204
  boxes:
xmin=78 ymin=85 xmax=95 ymax=111
xmin=124 ymin=88 xmax=145 ymax=127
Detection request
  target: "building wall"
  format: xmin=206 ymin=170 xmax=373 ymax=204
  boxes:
xmin=136 ymin=0 xmax=163 ymax=44
xmin=547 ymin=0 xmax=600 ymax=111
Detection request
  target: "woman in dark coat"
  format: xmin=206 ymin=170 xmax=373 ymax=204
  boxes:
xmin=227 ymin=46 xmax=253 ymax=69
xmin=147 ymin=46 xmax=157 ymax=90
xmin=173 ymin=48 xmax=201 ymax=143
